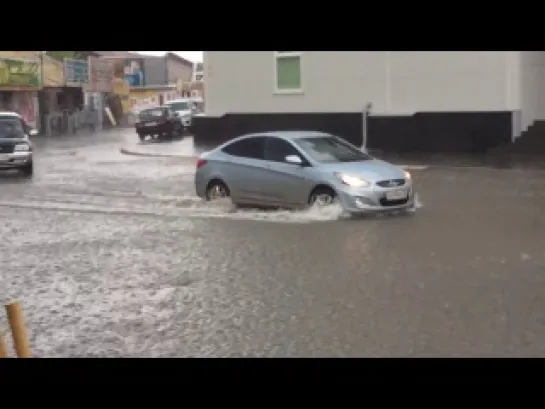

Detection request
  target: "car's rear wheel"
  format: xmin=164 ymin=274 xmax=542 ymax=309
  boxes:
xmin=138 ymin=133 xmax=145 ymax=142
xmin=205 ymin=180 xmax=231 ymax=201
xmin=309 ymin=186 xmax=336 ymax=206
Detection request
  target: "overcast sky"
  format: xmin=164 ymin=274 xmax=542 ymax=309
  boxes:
xmin=134 ymin=51 xmax=203 ymax=62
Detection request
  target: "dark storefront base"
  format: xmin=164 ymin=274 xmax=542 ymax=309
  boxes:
xmin=192 ymin=111 xmax=513 ymax=155
xmin=192 ymin=112 xmax=363 ymax=149
xmin=368 ymin=111 xmax=512 ymax=155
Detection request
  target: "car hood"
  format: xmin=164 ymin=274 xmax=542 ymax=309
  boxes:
xmin=320 ymin=159 xmax=405 ymax=181
xmin=176 ymin=110 xmax=192 ymax=117
xmin=0 ymin=137 xmax=28 ymax=144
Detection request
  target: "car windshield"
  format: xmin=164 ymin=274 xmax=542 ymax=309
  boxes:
xmin=167 ymin=102 xmax=190 ymax=111
xmin=0 ymin=117 xmax=25 ymax=138
xmin=293 ymin=136 xmax=371 ymax=163
xmin=139 ymin=109 xmax=165 ymax=119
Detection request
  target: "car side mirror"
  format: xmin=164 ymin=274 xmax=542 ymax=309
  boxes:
xmin=29 ymin=129 xmax=38 ymax=136
xmin=285 ymin=155 xmax=303 ymax=165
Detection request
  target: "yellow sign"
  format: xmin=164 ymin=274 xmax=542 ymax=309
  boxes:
xmin=0 ymin=57 xmax=40 ymax=89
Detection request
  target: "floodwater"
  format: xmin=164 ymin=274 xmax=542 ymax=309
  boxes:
xmin=2 ymin=130 xmax=545 ymax=357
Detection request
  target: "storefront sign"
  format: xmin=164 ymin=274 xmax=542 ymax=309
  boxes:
xmin=64 ymin=58 xmax=89 ymax=87
xmin=88 ymin=57 xmax=114 ymax=93
xmin=0 ymin=57 xmax=40 ymax=90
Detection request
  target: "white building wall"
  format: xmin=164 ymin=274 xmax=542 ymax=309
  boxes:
xmin=519 ymin=52 xmax=545 ymax=134
xmin=205 ymin=51 xmax=520 ymax=117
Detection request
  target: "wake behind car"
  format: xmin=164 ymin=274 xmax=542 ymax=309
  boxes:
xmin=0 ymin=112 xmax=37 ymax=177
xmin=195 ymin=131 xmax=418 ymax=215
xmin=135 ymin=106 xmax=183 ymax=142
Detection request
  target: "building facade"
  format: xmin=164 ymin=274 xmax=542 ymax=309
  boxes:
xmin=97 ymin=52 xmax=193 ymax=115
xmin=166 ymin=52 xmax=193 ymax=85
xmin=192 ymin=62 xmax=203 ymax=83
xmin=196 ymin=51 xmax=545 ymax=154
xmin=0 ymin=51 xmax=41 ymax=129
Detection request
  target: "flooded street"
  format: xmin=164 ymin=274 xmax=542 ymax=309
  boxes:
xmin=2 ymin=130 xmax=545 ymax=357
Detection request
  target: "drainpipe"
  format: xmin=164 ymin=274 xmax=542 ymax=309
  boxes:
xmin=362 ymin=102 xmax=373 ymax=150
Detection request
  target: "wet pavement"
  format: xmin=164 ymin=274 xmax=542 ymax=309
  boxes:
xmin=1 ymin=129 xmax=545 ymax=357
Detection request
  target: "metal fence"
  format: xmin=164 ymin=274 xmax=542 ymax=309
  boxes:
xmin=43 ymin=108 xmax=102 ymax=137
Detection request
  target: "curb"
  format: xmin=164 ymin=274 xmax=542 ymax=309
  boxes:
xmin=119 ymin=147 xmax=197 ymax=160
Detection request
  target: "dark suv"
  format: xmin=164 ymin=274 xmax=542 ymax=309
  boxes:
xmin=134 ymin=106 xmax=183 ymax=142
xmin=0 ymin=112 xmax=37 ymax=177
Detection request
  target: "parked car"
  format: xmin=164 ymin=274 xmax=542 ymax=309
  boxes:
xmin=134 ymin=106 xmax=183 ymax=142
xmin=163 ymin=99 xmax=194 ymax=130
xmin=0 ymin=112 xmax=36 ymax=177
xmin=195 ymin=131 xmax=417 ymax=215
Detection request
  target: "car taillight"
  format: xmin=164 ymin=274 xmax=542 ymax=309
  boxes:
xmin=196 ymin=158 xmax=207 ymax=169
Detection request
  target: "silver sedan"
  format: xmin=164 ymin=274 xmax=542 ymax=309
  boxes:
xmin=195 ymin=131 xmax=417 ymax=214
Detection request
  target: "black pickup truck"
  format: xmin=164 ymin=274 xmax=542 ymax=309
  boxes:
xmin=134 ymin=106 xmax=183 ymax=142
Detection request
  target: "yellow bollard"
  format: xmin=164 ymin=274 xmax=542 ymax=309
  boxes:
xmin=5 ymin=302 xmax=32 ymax=358
xmin=0 ymin=331 xmax=7 ymax=358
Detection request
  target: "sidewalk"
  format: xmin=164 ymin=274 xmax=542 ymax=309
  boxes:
xmin=32 ymin=127 xmax=134 ymax=151
xmin=119 ymin=136 xmax=205 ymax=159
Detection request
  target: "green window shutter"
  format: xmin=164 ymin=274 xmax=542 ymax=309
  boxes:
xmin=276 ymin=56 xmax=301 ymax=90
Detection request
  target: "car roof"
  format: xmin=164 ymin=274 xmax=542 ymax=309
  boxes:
xmin=165 ymin=99 xmax=190 ymax=104
xmin=242 ymin=131 xmax=333 ymax=140
xmin=140 ymin=106 xmax=165 ymax=111
xmin=0 ymin=112 xmax=21 ymax=118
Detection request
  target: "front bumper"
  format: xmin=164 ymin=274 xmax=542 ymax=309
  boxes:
xmin=0 ymin=152 xmax=32 ymax=169
xmin=181 ymin=117 xmax=192 ymax=127
xmin=336 ymin=182 xmax=417 ymax=214
xmin=136 ymin=123 xmax=172 ymax=136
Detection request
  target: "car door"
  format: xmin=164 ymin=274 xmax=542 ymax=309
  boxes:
xmin=220 ymin=136 xmax=275 ymax=204
xmin=262 ymin=137 xmax=315 ymax=206
xmin=167 ymin=108 xmax=181 ymax=130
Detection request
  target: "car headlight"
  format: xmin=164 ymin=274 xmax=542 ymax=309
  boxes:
xmin=335 ymin=172 xmax=370 ymax=187
xmin=14 ymin=143 xmax=30 ymax=152
xmin=404 ymin=171 xmax=411 ymax=180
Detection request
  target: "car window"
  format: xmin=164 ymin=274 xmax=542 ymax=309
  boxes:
xmin=139 ymin=109 xmax=165 ymax=119
xmin=265 ymin=137 xmax=302 ymax=163
xmin=167 ymin=102 xmax=190 ymax=111
xmin=222 ymin=137 xmax=265 ymax=160
xmin=0 ymin=116 xmax=25 ymax=138
xmin=293 ymin=136 xmax=371 ymax=163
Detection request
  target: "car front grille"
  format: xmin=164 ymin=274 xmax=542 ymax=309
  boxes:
xmin=379 ymin=197 xmax=409 ymax=207
xmin=376 ymin=179 xmax=406 ymax=188
xmin=0 ymin=143 xmax=15 ymax=154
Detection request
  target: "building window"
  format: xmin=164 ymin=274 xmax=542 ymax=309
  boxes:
xmin=274 ymin=52 xmax=302 ymax=93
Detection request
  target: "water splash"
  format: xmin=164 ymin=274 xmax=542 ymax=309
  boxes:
xmin=185 ymin=198 xmax=347 ymax=223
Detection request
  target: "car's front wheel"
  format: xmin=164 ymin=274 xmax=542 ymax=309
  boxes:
xmin=20 ymin=162 xmax=33 ymax=178
xmin=309 ymin=186 xmax=336 ymax=206
xmin=205 ymin=180 xmax=231 ymax=201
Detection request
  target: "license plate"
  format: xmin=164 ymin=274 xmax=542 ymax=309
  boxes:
xmin=145 ymin=122 xmax=157 ymax=126
xmin=386 ymin=189 xmax=407 ymax=200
